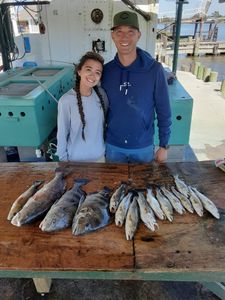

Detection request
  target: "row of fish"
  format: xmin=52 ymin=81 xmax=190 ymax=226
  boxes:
xmin=8 ymin=169 xmax=111 ymax=235
xmin=7 ymin=171 xmax=220 ymax=238
xmin=110 ymin=175 xmax=220 ymax=240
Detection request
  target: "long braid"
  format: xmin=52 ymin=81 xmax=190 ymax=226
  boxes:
xmin=94 ymin=86 xmax=107 ymax=139
xmin=74 ymin=75 xmax=86 ymax=141
xmin=74 ymin=51 xmax=105 ymax=141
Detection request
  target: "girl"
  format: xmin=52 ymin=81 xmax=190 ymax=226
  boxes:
xmin=56 ymin=52 xmax=108 ymax=162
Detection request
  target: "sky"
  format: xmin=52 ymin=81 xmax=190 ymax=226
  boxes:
xmin=158 ymin=0 xmax=225 ymax=17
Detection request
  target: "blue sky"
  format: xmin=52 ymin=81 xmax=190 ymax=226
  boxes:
xmin=158 ymin=0 xmax=225 ymax=17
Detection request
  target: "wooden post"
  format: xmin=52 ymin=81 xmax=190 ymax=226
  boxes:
xmin=0 ymin=147 xmax=7 ymax=162
xmin=168 ymin=56 xmax=173 ymax=67
xmin=197 ymin=64 xmax=204 ymax=80
xmin=33 ymin=278 xmax=52 ymax=294
xmin=209 ymin=71 xmax=218 ymax=82
xmin=165 ymin=55 xmax=169 ymax=65
xmin=221 ymin=79 xmax=225 ymax=98
xmin=193 ymin=37 xmax=200 ymax=56
xmin=193 ymin=61 xmax=201 ymax=76
xmin=203 ymin=67 xmax=211 ymax=82
xmin=181 ymin=64 xmax=189 ymax=72
xmin=213 ymin=44 xmax=219 ymax=55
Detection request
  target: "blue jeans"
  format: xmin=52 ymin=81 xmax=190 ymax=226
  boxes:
xmin=106 ymin=143 xmax=155 ymax=163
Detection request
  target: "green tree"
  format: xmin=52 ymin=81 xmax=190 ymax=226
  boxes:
xmin=210 ymin=11 xmax=222 ymax=18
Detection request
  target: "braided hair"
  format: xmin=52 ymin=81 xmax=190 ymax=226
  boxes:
xmin=74 ymin=52 xmax=106 ymax=141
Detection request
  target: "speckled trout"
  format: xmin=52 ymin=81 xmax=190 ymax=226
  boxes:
xmin=109 ymin=182 xmax=127 ymax=213
xmin=146 ymin=187 xmax=165 ymax=220
xmin=115 ymin=192 xmax=133 ymax=227
xmin=191 ymin=187 xmax=220 ymax=219
xmin=160 ymin=186 xmax=185 ymax=215
xmin=137 ymin=192 xmax=158 ymax=232
xmin=188 ymin=186 xmax=204 ymax=217
xmin=155 ymin=187 xmax=173 ymax=222
xmin=125 ymin=197 xmax=139 ymax=240
xmin=173 ymin=175 xmax=189 ymax=198
xmin=170 ymin=186 xmax=194 ymax=213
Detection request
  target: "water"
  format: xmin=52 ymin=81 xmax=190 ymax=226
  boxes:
xmin=158 ymin=22 xmax=225 ymax=81
xmin=180 ymin=23 xmax=225 ymax=41
xmin=178 ymin=54 xmax=225 ymax=81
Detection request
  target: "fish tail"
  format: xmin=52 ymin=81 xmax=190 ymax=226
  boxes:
xmin=102 ymin=186 xmax=112 ymax=193
xmin=33 ymin=180 xmax=44 ymax=188
xmin=133 ymin=188 xmax=146 ymax=193
xmin=74 ymin=178 xmax=90 ymax=186
xmin=54 ymin=166 xmax=72 ymax=177
xmin=127 ymin=189 xmax=138 ymax=197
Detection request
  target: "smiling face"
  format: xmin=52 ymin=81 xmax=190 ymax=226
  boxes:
xmin=78 ymin=59 xmax=103 ymax=95
xmin=111 ymin=25 xmax=141 ymax=57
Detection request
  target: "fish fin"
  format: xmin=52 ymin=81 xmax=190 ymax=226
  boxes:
xmin=75 ymin=194 xmax=86 ymax=212
xmin=102 ymin=186 xmax=112 ymax=193
xmin=120 ymin=180 xmax=128 ymax=185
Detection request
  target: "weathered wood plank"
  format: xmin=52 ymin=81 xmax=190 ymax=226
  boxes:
xmin=0 ymin=162 xmax=133 ymax=272
xmin=130 ymin=162 xmax=225 ymax=272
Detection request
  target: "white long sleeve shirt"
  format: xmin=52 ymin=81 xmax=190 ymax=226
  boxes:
xmin=56 ymin=88 xmax=108 ymax=162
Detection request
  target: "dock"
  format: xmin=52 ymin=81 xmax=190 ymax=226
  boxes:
xmin=176 ymin=70 xmax=225 ymax=161
xmin=157 ymin=39 xmax=225 ymax=56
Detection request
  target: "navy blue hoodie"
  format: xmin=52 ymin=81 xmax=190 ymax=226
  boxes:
xmin=101 ymin=48 xmax=172 ymax=149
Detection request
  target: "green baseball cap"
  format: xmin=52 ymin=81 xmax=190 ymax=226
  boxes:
xmin=111 ymin=11 xmax=139 ymax=31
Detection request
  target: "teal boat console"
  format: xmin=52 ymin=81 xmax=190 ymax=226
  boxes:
xmin=154 ymin=77 xmax=193 ymax=146
xmin=0 ymin=66 xmax=74 ymax=147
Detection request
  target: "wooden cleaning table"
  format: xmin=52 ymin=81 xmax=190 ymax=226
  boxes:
xmin=0 ymin=161 xmax=224 ymax=298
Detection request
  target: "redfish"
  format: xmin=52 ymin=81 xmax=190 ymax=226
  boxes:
xmin=7 ymin=180 xmax=43 ymax=221
xmin=11 ymin=170 xmax=66 ymax=226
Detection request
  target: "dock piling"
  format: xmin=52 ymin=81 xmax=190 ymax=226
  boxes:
xmin=203 ymin=67 xmax=211 ymax=82
xmin=193 ymin=61 xmax=201 ymax=76
xmin=209 ymin=71 xmax=218 ymax=82
xmin=197 ymin=65 xmax=204 ymax=80
xmin=221 ymin=80 xmax=225 ymax=98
